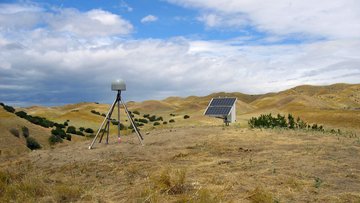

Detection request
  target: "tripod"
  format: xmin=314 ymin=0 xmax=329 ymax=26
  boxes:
xmin=88 ymin=90 xmax=143 ymax=149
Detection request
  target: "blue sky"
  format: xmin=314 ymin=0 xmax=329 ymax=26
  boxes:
xmin=0 ymin=0 xmax=360 ymax=106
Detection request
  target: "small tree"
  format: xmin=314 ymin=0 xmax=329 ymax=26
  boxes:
xmin=133 ymin=110 xmax=140 ymax=115
xmin=85 ymin=128 xmax=94 ymax=133
xmin=169 ymin=119 xmax=175 ymax=123
xmin=49 ymin=135 xmax=63 ymax=145
xmin=26 ymin=137 xmax=41 ymax=150
xmin=288 ymin=114 xmax=295 ymax=129
xmin=153 ymin=122 xmax=160 ymax=126
xmin=22 ymin=126 xmax=29 ymax=138
xmin=76 ymin=131 xmax=84 ymax=136
xmin=66 ymin=126 xmax=76 ymax=134
xmin=15 ymin=111 xmax=28 ymax=118
xmin=3 ymin=105 xmax=15 ymax=113
xmin=183 ymin=115 xmax=190 ymax=119
xmin=9 ymin=128 xmax=20 ymax=138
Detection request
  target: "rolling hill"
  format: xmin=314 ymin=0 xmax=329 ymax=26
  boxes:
xmin=1 ymin=83 xmax=360 ymax=202
xmin=16 ymin=83 xmax=360 ymax=132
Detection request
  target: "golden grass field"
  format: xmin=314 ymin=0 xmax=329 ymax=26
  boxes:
xmin=1 ymin=83 xmax=360 ymax=202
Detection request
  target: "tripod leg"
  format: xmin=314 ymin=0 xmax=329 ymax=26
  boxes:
xmin=117 ymin=91 xmax=121 ymax=143
xmin=120 ymin=100 xmax=144 ymax=145
xmin=99 ymin=121 xmax=109 ymax=143
xmin=88 ymin=96 xmax=118 ymax=149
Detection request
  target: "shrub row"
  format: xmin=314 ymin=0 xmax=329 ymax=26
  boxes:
xmin=248 ymin=113 xmax=338 ymax=133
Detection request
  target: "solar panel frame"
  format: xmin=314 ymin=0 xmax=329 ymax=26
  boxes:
xmin=204 ymin=106 xmax=232 ymax=116
xmin=209 ymin=98 xmax=236 ymax=106
xmin=204 ymin=97 xmax=237 ymax=117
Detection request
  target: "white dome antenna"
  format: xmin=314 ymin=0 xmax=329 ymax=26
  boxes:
xmin=111 ymin=79 xmax=126 ymax=91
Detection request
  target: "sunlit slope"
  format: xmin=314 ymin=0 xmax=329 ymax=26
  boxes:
xmin=21 ymin=83 xmax=360 ymax=131
xmin=0 ymin=108 xmax=51 ymax=159
xmin=249 ymin=83 xmax=360 ymax=130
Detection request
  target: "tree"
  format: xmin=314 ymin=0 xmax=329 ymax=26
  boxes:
xmin=49 ymin=135 xmax=63 ymax=145
xmin=26 ymin=137 xmax=41 ymax=150
xmin=184 ymin=115 xmax=190 ymax=119
xmin=133 ymin=110 xmax=140 ymax=115
xmin=66 ymin=126 xmax=76 ymax=134
xmin=3 ymin=105 xmax=15 ymax=113
xmin=22 ymin=126 xmax=30 ymax=138
xmin=85 ymin=128 xmax=94 ymax=133
xmin=288 ymin=114 xmax=295 ymax=129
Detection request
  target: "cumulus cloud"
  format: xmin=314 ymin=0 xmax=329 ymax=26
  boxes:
xmin=168 ymin=0 xmax=360 ymax=39
xmin=1 ymin=29 xmax=360 ymax=105
xmin=46 ymin=9 xmax=133 ymax=37
xmin=1 ymin=2 xmax=360 ymax=106
xmin=0 ymin=4 xmax=133 ymax=37
xmin=141 ymin=15 xmax=158 ymax=23
xmin=0 ymin=3 xmax=43 ymax=30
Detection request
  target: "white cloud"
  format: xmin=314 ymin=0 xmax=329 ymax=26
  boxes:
xmin=1 ymin=28 xmax=360 ymax=105
xmin=1 ymin=2 xmax=360 ymax=106
xmin=141 ymin=15 xmax=158 ymax=23
xmin=46 ymin=9 xmax=133 ymax=37
xmin=0 ymin=4 xmax=133 ymax=37
xmin=0 ymin=3 xmax=43 ymax=30
xmin=168 ymin=0 xmax=360 ymax=39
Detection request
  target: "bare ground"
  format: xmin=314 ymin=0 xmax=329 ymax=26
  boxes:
xmin=1 ymin=126 xmax=360 ymax=202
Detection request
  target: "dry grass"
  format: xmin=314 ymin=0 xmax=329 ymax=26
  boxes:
xmin=1 ymin=126 xmax=360 ymax=202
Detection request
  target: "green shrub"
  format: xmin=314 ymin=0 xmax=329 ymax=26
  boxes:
xmin=90 ymin=110 xmax=100 ymax=115
xmin=163 ymin=121 xmax=168 ymax=125
xmin=79 ymin=127 xmax=85 ymax=132
xmin=15 ymin=111 xmax=27 ymax=118
xmin=76 ymin=131 xmax=84 ymax=136
xmin=111 ymin=120 xmax=119 ymax=125
xmin=3 ymin=105 xmax=15 ymax=113
xmin=65 ymin=134 xmax=71 ymax=141
xmin=101 ymin=113 xmax=106 ymax=117
xmin=153 ymin=122 xmax=160 ymax=126
xmin=149 ymin=115 xmax=157 ymax=122
xmin=183 ymin=115 xmax=190 ymax=119
xmin=26 ymin=137 xmax=41 ymax=150
xmin=85 ymin=128 xmax=94 ymax=133
xmin=54 ymin=123 xmax=65 ymax=129
xmin=133 ymin=110 xmax=140 ymax=115
xmin=249 ymin=113 xmax=326 ymax=133
xmin=66 ymin=126 xmax=76 ymax=134
xmin=288 ymin=114 xmax=295 ymax=129
xmin=51 ymin=128 xmax=67 ymax=139
xmin=138 ymin=118 xmax=148 ymax=123
xmin=0 ymin=102 xmax=4 ymax=106
xmin=170 ymin=113 xmax=175 ymax=116
xmin=22 ymin=126 xmax=29 ymax=138
xmin=63 ymin=121 xmax=68 ymax=126
xmin=169 ymin=119 xmax=175 ymax=123
xmin=9 ymin=128 xmax=19 ymax=138
xmin=49 ymin=135 xmax=63 ymax=145
xmin=143 ymin=114 xmax=150 ymax=118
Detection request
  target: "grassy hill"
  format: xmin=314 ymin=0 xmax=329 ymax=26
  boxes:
xmin=17 ymin=83 xmax=360 ymax=133
xmin=0 ymin=107 xmax=51 ymax=160
xmin=1 ymin=127 xmax=359 ymax=202
xmin=1 ymin=83 xmax=360 ymax=202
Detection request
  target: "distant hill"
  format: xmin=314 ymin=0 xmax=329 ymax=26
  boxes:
xmin=0 ymin=107 xmax=51 ymax=159
xmin=17 ymin=83 xmax=360 ymax=132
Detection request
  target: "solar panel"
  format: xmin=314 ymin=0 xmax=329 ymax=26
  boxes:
xmin=209 ymin=98 xmax=236 ymax=106
xmin=204 ymin=97 xmax=236 ymax=116
xmin=205 ymin=106 xmax=232 ymax=116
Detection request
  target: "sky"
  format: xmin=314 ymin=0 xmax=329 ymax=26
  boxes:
xmin=0 ymin=0 xmax=360 ymax=106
